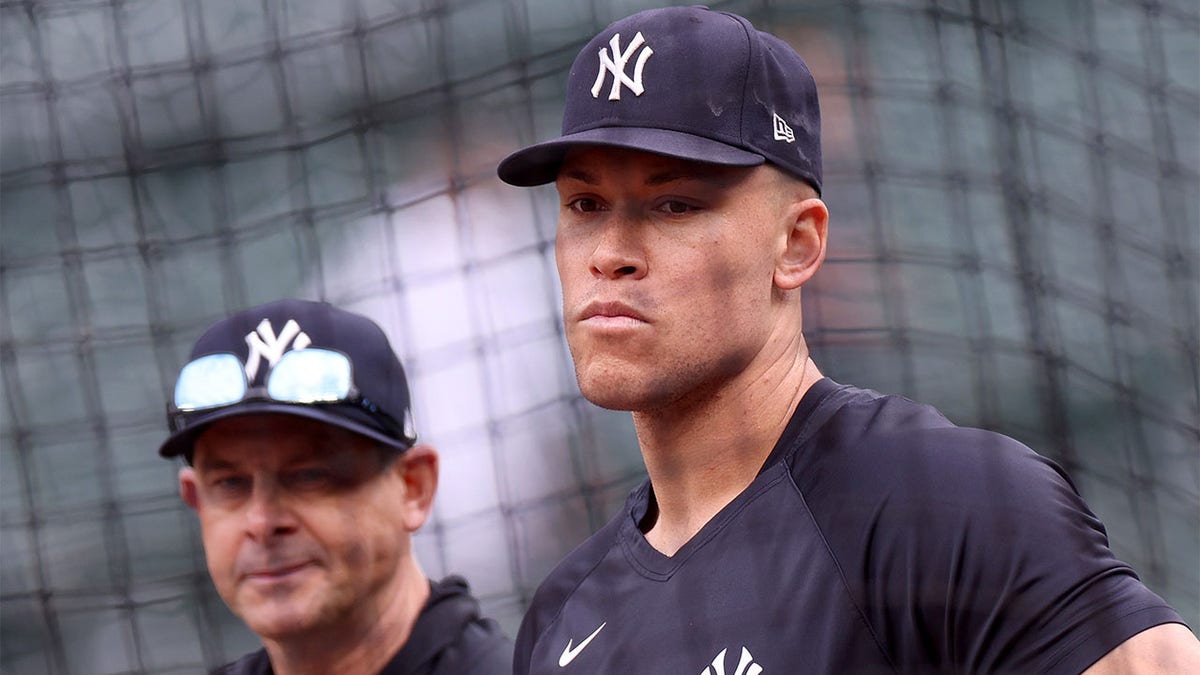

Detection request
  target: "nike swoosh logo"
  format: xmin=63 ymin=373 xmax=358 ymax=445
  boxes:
xmin=558 ymin=622 xmax=606 ymax=667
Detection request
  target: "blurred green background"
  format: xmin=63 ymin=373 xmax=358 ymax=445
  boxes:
xmin=2 ymin=0 xmax=1196 ymax=671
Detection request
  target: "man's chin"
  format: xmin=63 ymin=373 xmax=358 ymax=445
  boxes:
xmin=239 ymin=605 xmax=324 ymax=640
xmin=580 ymin=390 xmax=639 ymax=411
xmin=231 ymin=586 xmax=328 ymax=640
xmin=576 ymin=369 xmax=679 ymax=413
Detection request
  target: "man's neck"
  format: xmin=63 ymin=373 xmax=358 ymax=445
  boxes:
xmin=262 ymin=558 xmax=430 ymax=675
xmin=634 ymin=336 xmax=822 ymax=556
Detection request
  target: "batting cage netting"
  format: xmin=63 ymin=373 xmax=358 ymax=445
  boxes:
xmin=2 ymin=0 xmax=1196 ymax=671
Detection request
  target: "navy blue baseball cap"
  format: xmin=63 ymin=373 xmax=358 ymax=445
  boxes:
xmin=159 ymin=299 xmax=416 ymax=459
xmin=497 ymin=5 xmax=822 ymax=193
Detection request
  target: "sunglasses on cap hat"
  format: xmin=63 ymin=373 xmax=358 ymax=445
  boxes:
xmin=158 ymin=299 xmax=418 ymax=459
xmin=167 ymin=347 xmax=407 ymax=441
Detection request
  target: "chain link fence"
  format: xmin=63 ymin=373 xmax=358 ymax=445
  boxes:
xmin=2 ymin=0 xmax=1196 ymax=671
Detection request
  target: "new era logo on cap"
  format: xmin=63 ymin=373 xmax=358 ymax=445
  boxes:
xmin=772 ymin=113 xmax=795 ymax=143
xmin=497 ymin=6 xmax=821 ymax=193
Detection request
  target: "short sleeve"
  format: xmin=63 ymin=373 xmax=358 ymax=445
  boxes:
xmin=798 ymin=420 xmax=1183 ymax=673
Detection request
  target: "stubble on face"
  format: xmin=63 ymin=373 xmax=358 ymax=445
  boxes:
xmin=556 ymin=149 xmax=791 ymax=414
xmin=190 ymin=417 xmax=408 ymax=641
xmin=567 ymin=256 xmax=766 ymax=413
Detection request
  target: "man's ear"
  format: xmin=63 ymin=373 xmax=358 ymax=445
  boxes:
xmin=775 ymin=197 xmax=828 ymax=291
xmin=396 ymin=444 xmax=439 ymax=532
xmin=179 ymin=466 xmax=200 ymax=511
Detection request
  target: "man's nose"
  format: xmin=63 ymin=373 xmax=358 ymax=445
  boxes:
xmin=244 ymin=482 xmax=297 ymax=541
xmin=589 ymin=214 xmax=647 ymax=280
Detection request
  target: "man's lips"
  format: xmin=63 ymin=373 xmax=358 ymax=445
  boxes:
xmin=241 ymin=561 xmax=314 ymax=582
xmin=578 ymin=300 xmax=649 ymax=324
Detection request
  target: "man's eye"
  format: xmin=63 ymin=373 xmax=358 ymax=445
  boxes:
xmin=567 ymin=197 xmax=602 ymax=213
xmin=286 ymin=468 xmax=332 ymax=488
xmin=657 ymin=200 xmax=696 ymax=215
xmin=210 ymin=475 xmax=250 ymax=493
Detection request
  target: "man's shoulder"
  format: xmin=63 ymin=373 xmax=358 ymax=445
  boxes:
xmin=790 ymin=382 xmax=1182 ymax=673
xmin=526 ymin=497 xmax=631 ymax=611
xmin=401 ymin=575 xmax=514 ymax=675
xmin=800 ymin=403 xmax=1078 ymax=549
xmin=779 ymin=379 xmax=966 ymax=468
xmin=802 ymin=381 xmax=960 ymax=445
xmin=210 ymin=649 xmax=270 ymax=675
xmin=790 ymin=382 xmax=1096 ymax=585
xmin=792 ymin=382 xmax=1061 ymax=507
xmin=515 ymin=486 xmax=639 ymax=651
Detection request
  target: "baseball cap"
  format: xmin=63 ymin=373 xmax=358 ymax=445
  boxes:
xmin=159 ymin=299 xmax=416 ymax=459
xmin=497 ymin=5 xmax=822 ymax=193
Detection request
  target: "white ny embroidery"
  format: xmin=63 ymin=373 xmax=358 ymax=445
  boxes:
xmin=702 ymin=647 xmax=763 ymax=675
xmin=591 ymin=31 xmax=654 ymax=100
xmin=243 ymin=318 xmax=311 ymax=380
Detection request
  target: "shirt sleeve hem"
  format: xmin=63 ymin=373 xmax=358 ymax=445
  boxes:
xmin=1041 ymin=605 xmax=1186 ymax=675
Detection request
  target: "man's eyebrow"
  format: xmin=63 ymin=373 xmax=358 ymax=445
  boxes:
xmin=196 ymin=457 xmax=238 ymax=472
xmin=558 ymin=167 xmax=598 ymax=185
xmin=644 ymin=169 xmax=740 ymax=188
xmin=559 ymin=166 xmax=744 ymax=188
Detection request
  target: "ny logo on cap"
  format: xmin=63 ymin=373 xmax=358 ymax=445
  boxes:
xmin=591 ymin=31 xmax=653 ymax=101
xmin=244 ymin=318 xmax=311 ymax=380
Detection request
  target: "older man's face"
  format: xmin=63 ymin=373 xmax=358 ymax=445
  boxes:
xmin=182 ymin=414 xmax=408 ymax=640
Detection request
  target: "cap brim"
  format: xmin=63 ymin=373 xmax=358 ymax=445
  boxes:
xmin=497 ymin=127 xmax=766 ymax=187
xmin=158 ymin=401 xmax=413 ymax=460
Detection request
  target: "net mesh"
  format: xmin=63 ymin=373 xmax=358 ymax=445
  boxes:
xmin=1 ymin=0 xmax=1196 ymax=671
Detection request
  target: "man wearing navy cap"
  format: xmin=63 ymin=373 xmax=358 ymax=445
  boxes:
xmin=498 ymin=6 xmax=1198 ymax=674
xmin=160 ymin=299 xmax=511 ymax=675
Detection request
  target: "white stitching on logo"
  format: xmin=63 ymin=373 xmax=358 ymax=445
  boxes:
xmin=591 ymin=31 xmax=654 ymax=100
xmin=701 ymin=646 xmax=763 ymax=675
xmin=772 ymin=113 xmax=795 ymax=143
xmin=243 ymin=318 xmax=311 ymax=380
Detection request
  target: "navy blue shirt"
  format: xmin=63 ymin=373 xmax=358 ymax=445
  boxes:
xmin=515 ymin=378 xmax=1182 ymax=674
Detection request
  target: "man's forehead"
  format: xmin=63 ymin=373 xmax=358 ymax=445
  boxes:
xmin=558 ymin=147 xmax=756 ymax=186
xmin=192 ymin=415 xmax=371 ymax=468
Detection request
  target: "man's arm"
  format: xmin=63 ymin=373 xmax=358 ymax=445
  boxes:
xmin=1083 ymin=623 xmax=1200 ymax=674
